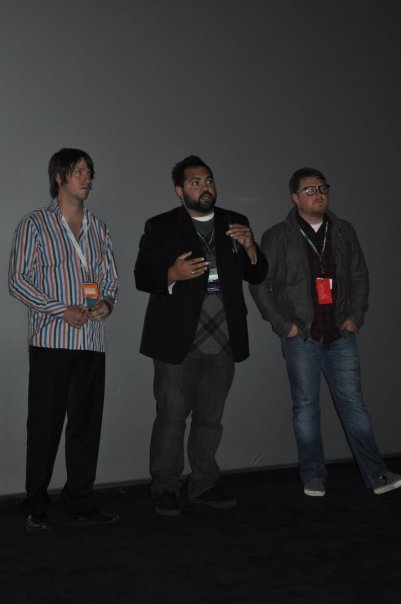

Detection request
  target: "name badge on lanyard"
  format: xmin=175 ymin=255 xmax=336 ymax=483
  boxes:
xmin=62 ymin=214 xmax=99 ymax=307
xmin=300 ymin=222 xmax=334 ymax=305
xmin=196 ymin=226 xmax=221 ymax=294
xmin=207 ymin=267 xmax=221 ymax=294
xmin=82 ymin=282 xmax=100 ymax=309
xmin=316 ymin=278 xmax=333 ymax=304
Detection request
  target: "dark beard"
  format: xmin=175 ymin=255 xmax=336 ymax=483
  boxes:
xmin=182 ymin=191 xmax=216 ymax=214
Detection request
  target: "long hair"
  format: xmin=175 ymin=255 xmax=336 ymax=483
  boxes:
xmin=48 ymin=148 xmax=94 ymax=198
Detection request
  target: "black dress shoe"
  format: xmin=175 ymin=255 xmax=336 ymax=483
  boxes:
xmin=25 ymin=513 xmax=52 ymax=531
xmin=67 ymin=508 xmax=119 ymax=524
xmin=154 ymin=491 xmax=181 ymax=516
xmin=189 ymin=486 xmax=237 ymax=509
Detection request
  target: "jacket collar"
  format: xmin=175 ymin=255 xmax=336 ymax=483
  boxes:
xmin=285 ymin=206 xmax=337 ymax=228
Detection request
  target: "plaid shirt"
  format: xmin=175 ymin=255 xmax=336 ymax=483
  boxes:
xmin=191 ymin=294 xmax=230 ymax=354
xmin=190 ymin=217 xmax=230 ymax=354
xmin=297 ymin=214 xmax=340 ymax=343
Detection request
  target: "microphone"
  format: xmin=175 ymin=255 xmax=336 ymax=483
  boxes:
xmin=225 ymin=215 xmax=239 ymax=254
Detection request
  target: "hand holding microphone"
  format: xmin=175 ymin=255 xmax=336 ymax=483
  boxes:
xmin=225 ymin=216 xmax=240 ymax=254
xmin=225 ymin=216 xmax=256 ymax=259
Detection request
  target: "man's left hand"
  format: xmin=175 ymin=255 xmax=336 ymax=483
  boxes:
xmin=226 ymin=223 xmax=257 ymax=263
xmin=90 ymin=300 xmax=113 ymax=321
xmin=341 ymin=319 xmax=358 ymax=332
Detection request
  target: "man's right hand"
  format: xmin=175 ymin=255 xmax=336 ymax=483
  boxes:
xmin=168 ymin=251 xmax=209 ymax=284
xmin=63 ymin=305 xmax=89 ymax=329
xmin=287 ymin=323 xmax=299 ymax=338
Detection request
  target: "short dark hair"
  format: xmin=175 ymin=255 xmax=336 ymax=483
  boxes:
xmin=171 ymin=155 xmax=213 ymax=187
xmin=48 ymin=148 xmax=95 ymax=198
xmin=289 ymin=167 xmax=326 ymax=194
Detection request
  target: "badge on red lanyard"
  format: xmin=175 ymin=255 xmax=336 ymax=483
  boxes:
xmin=300 ymin=222 xmax=334 ymax=304
xmin=315 ymin=278 xmax=333 ymax=304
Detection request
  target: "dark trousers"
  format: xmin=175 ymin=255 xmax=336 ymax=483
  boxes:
xmin=25 ymin=346 xmax=105 ymax=515
xmin=150 ymin=350 xmax=235 ymax=497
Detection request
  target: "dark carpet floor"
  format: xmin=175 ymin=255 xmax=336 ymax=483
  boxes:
xmin=1 ymin=458 xmax=401 ymax=604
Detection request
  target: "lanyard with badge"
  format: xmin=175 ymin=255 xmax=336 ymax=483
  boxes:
xmin=299 ymin=221 xmax=333 ymax=305
xmin=196 ymin=228 xmax=221 ymax=294
xmin=62 ymin=215 xmax=99 ymax=308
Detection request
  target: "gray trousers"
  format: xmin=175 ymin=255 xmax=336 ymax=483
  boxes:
xmin=150 ymin=350 xmax=235 ymax=497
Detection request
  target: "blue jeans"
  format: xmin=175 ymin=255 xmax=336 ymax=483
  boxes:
xmin=150 ymin=350 xmax=235 ymax=497
xmin=281 ymin=332 xmax=387 ymax=487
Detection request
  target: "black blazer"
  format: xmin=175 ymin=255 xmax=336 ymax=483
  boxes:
xmin=134 ymin=205 xmax=268 ymax=364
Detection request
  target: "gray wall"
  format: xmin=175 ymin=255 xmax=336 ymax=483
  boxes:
xmin=1 ymin=0 xmax=400 ymax=496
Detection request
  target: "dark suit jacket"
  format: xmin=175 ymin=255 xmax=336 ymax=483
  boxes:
xmin=134 ymin=205 xmax=268 ymax=364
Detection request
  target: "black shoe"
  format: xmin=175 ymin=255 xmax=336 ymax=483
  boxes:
xmin=67 ymin=508 xmax=119 ymax=524
xmin=25 ymin=513 xmax=52 ymax=531
xmin=304 ymin=479 xmax=326 ymax=497
xmin=373 ymin=472 xmax=401 ymax=495
xmin=154 ymin=491 xmax=181 ymax=516
xmin=189 ymin=487 xmax=237 ymax=509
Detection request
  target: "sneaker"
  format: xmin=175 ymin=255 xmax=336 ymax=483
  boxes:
xmin=67 ymin=508 xmax=119 ymax=523
xmin=304 ymin=479 xmax=326 ymax=497
xmin=372 ymin=472 xmax=401 ymax=495
xmin=189 ymin=486 xmax=237 ymax=509
xmin=154 ymin=491 xmax=181 ymax=516
xmin=25 ymin=513 xmax=52 ymax=531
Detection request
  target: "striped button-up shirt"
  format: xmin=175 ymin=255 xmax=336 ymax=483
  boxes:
xmin=9 ymin=199 xmax=118 ymax=352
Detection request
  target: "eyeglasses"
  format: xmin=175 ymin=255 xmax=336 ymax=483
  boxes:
xmin=296 ymin=184 xmax=330 ymax=196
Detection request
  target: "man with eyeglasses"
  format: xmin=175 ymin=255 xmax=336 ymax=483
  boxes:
xmin=135 ymin=155 xmax=268 ymax=516
xmin=9 ymin=148 xmax=119 ymax=530
xmin=250 ymin=167 xmax=401 ymax=497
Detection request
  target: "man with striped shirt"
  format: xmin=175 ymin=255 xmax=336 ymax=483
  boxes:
xmin=9 ymin=148 xmax=119 ymax=530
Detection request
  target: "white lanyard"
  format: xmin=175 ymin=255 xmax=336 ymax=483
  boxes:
xmin=61 ymin=214 xmax=89 ymax=275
